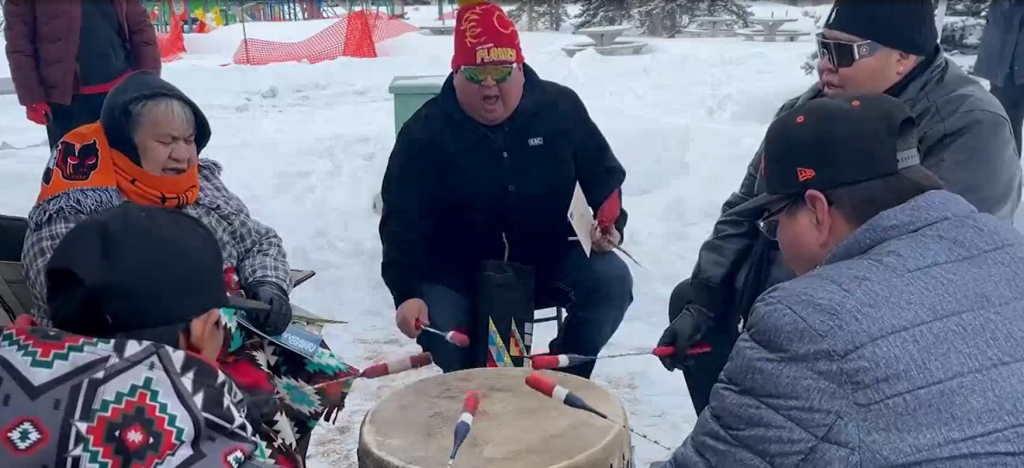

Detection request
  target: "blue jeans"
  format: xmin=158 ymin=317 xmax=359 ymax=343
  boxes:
xmin=416 ymin=249 xmax=633 ymax=379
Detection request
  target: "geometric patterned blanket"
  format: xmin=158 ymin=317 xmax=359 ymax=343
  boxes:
xmin=0 ymin=325 xmax=265 ymax=467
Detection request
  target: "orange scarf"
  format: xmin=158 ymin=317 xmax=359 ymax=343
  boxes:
xmin=37 ymin=122 xmax=199 ymax=208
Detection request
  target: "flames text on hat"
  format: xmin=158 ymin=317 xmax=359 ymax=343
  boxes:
xmin=476 ymin=47 xmax=517 ymax=64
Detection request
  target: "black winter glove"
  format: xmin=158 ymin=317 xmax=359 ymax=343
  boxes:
xmin=244 ymin=282 xmax=293 ymax=336
xmin=657 ymin=303 xmax=713 ymax=371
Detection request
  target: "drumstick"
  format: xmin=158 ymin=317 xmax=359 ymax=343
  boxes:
xmin=525 ymin=372 xmax=674 ymax=452
xmin=416 ymin=319 xmax=471 ymax=348
xmin=530 ymin=342 xmax=712 ymax=370
xmin=448 ymin=391 xmax=481 ymax=467
xmin=359 ymin=352 xmax=434 ymax=379
xmin=244 ymin=352 xmax=435 ymax=407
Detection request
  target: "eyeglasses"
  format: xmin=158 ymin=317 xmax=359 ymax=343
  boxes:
xmin=461 ymin=64 xmax=516 ymax=85
xmin=815 ymin=33 xmax=881 ymax=69
xmin=757 ymin=198 xmax=799 ymax=241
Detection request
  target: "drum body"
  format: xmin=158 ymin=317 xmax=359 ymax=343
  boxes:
xmin=358 ymin=368 xmax=633 ymax=468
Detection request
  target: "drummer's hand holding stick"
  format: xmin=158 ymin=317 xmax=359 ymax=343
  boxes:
xmin=395 ymin=298 xmax=471 ymax=347
xmin=396 ymin=298 xmax=430 ymax=338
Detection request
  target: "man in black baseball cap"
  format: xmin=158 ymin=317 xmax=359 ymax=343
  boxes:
xmin=660 ymin=93 xmax=945 ymax=367
xmin=663 ymin=0 xmax=1019 ymax=418
xmin=44 ymin=202 xmax=271 ymax=356
xmin=653 ymin=93 xmax=1024 ymax=468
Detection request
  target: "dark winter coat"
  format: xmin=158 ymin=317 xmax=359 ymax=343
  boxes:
xmin=3 ymin=0 xmax=161 ymax=106
xmin=974 ymin=0 xmax=1024 ymax=87
xmin=379 ymin=64 xmax=627 ymax=307
xmin=657 ymin=190 xmax=1024 ymax=467
xmin=687 ymin=49 xmax=1021 ymax=330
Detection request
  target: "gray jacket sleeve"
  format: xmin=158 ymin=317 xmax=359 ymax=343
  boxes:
xmin=918 ymin=108 xmax=1022 ymax=222
xmin=657 ymin=294 xmax=857 ymax=468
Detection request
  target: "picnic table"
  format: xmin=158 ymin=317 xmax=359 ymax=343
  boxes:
xmin=688 ymin=17 xmax=735 ymax=38
xmin=750 ymin=16 xmax=798 ymax=36
xmin=420 ymin=24 xmax=454 ymax=35
xmin=574 ymin=25 xmax=631 ymax=47
xmin=736 ymin=16 xmax=808 ymax=42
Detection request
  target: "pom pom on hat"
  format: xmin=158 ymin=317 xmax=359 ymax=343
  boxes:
xmin=451 ymin=0 xmax=524 ymax=70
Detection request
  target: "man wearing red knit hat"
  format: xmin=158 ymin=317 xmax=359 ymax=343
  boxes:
xmin=379 ymin=0 xmax=631 ymax=379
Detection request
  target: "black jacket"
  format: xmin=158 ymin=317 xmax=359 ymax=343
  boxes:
xmin=379 ymin=64 xmax=627 ymax=307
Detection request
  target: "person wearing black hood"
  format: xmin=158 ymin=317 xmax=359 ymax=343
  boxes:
xmin=19 ymin=71 xmax=359 ymax=463
xmin=659 ymin=0 xmax=1022 ymax=416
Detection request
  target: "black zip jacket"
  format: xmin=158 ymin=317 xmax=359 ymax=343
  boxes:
xmin=379 ymin=64 xmax=627 ymax=307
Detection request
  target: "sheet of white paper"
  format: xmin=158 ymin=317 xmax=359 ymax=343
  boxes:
xmin=567 ymin=182 xmax=594 ymax=257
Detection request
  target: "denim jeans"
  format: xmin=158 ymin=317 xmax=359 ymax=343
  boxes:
xmin=416 ymin=249 xmax=634 ymax=379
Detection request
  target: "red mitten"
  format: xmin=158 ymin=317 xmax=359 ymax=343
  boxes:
xmin=596 ymin=189 xmax=621 ymax=232
xmin=26 ymin=103 xmax=51 ymax=125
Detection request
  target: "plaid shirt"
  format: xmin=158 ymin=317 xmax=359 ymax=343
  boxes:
xmin=22 ymin=159 xmax=292 ymax=325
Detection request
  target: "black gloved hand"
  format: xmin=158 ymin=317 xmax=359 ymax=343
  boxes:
xmin=657 ymin=303 xmax=713 ymax=371
xmin=244 ymin=282 xmax=293 ymax=336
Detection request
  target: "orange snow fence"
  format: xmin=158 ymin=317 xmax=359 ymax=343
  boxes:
xmin=157 ymin=6 xmax=186 ymax=62
xmin=231 ymin=11 xmax=417 ymax=66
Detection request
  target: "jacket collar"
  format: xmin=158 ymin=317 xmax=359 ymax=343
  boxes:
xmin=823 ymin=190 xmax=977 ymax=265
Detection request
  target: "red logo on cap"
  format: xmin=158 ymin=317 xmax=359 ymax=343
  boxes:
xmin=797 ymin=167 xmax=815 ymax=182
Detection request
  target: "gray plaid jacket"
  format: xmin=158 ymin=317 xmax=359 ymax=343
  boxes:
xmin=21 ymin=159 xmax=292 ymax=325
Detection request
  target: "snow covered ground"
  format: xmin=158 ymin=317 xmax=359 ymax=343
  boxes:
xmin=0 ymin=2 xmax=1009 ymax=467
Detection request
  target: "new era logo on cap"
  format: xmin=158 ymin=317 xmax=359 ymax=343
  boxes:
xmin=797 ymin=167 xmax=815 ymax=182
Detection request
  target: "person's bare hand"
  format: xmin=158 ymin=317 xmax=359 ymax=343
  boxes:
xmin=188 ymin=309 xmax=224 ymax=361
xmin=396 ymin=298 xmax=429 ymax=338
xmin=591 ymin=224 xmax=622 ymax=253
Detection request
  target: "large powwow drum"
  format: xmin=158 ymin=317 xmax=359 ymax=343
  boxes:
xmin=358 ymin=368 xmax=634 ymax=468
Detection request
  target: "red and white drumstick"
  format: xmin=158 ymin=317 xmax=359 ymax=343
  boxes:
xmin=525 ymin=372 xmax=673 ymax=451
xmin=415 ymin=319 xmax=470 ymax=348
xmin=448 ymin=391 xmax=481 ymax=467
xmin=359 ymin=352 xmax=434 ymax=379
xmin=531 ymin=342 xmax=712 ymax=370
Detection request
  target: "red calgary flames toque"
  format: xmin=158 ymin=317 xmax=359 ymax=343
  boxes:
xmin=451 ymin=0 xmax=524 ymax=70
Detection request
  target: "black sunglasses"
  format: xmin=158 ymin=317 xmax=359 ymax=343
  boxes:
xmin=816 ymin=33 xmax=882 ymax=69
xmin=757 ymin=198 xmax=799 ymax=241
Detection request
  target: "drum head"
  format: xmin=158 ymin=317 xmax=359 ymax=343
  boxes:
xmin=359 ymin=368 xmax=632 ymax=468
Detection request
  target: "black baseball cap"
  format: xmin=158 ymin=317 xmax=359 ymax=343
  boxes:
xmin=45 ymin=202 xmax=269 ymax=346
xmin=732 ymin=94 xmax=924 ymax=216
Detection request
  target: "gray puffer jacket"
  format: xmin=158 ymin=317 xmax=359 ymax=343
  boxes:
xmin=657 ymin=190 xmax=1024 ymax=467
xmin=686 ymin=50 xmax=1022 ymax=326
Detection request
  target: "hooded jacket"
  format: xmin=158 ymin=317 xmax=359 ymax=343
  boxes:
xmin=21 ymin=72 xmax=291 ymax=326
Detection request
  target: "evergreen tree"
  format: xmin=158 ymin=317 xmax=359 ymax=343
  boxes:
xmin=574 ymin=0 xmax=634 ymax=30
xmin=634 ymin=0 xmax=752 ymax=37
xmin=540 ymin=0 xmax=570 ymax=32
xmin=508 ymin=0 xmax=570 ymax=32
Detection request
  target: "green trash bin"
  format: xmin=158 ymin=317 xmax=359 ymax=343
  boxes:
xmin=387 ymin=75 xmax=448 ymax=136
xmin=375 ymin=75 xmax=449 ymax=215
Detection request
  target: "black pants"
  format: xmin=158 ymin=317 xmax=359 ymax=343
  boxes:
xmin=668 ymin=278 xmax=741 ymax=415
xmin=991 ymin=81 xmax=1024 ymax=155
xmin=45 ymin=93 xmax=109 ymax=149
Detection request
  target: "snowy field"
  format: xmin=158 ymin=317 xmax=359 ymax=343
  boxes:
xmin=0 ymin=2 xmax=1012 ymax=467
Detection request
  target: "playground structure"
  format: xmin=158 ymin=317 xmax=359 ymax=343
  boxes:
xmin=150 ymin=0 xmax=461 ymax=66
